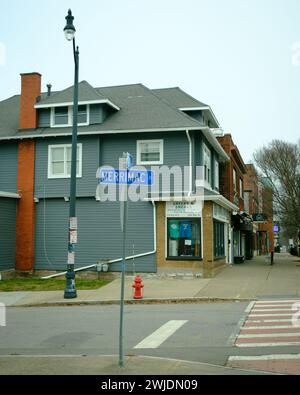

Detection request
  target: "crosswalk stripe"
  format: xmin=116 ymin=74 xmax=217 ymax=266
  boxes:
xmin=236 ymin=342 xmax=300 ymax=347
xmin=238 ymin=332 xmax=300 ymax=338
xmin=241 ymin=325 xmax=300 ymax=330
xmin=229 ymin=354 xmax=300 ymax=361
xmin=252 ymin=309 xmax=297 ymax=312
xmin=235 ymin=300 xmax=300 ymax=350
xmin=246 ymin=319 xmax=294 ymax=323
xmin=249 ymin=313 xmax=294 ymax=318
xmin=256 ymin=300 xmax=300 ymax=304
xmin=255 ymin=303 xmax=295 ymax=309
xmin=134 ymin=320 xmax=188 ymax=349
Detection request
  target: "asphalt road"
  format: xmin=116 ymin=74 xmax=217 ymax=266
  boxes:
xmin=1 ymin=302 xmax=300 ymax=368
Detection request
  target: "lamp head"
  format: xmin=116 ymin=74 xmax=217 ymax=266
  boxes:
xmin=64 ymin=9 xmax=76 ymax=41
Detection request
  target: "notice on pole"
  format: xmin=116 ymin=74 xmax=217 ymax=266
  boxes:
xmin=68 ymin=252 xmax=75 ymax=265
xmin=70 ymin=230 xmax=78 ymax=244
xmin=70 ymin=217 xmax=78 ymax=230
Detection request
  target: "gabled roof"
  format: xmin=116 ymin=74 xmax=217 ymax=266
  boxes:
xmin=0 ymin=95 xmax=20 ymax=137
xmin=153 ymin=87 xmax=220 ymax=128
xmin=152 ymin=87 xmax=208 ymax=108
xmin=35 ymin=80 xmax=120 ymax=110
xmin=0 ymin=81 xmax=227 ymax=164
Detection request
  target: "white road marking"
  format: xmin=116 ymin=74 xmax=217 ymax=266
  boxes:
xmin=246 ymin=319 xmax=294 ymax=323
xmin=229 ymin=354 xmax=300 ymax=361
xmin=255 ymin=303 xmax=295 ymax=309
xmin=252 ymin=308 xmax=297 ymax=312
xmin=238 ymin=332 xmax=300 ymax=339
xmin=255 ymin=300 xmax=300 ymax=304
xmin=241 ymin=325 xmax=300 ymax=330
xmin=249 ymin=313 xmax=294 ymax=317
xmin=245 ymin=301 xmax=256 ymax=313
xmin=236 ymin=342 xmax=300 ymax=347
xmin=134 ymin=320 xmax=188 ymax=349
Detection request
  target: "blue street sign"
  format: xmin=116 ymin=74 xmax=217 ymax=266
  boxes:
xmin=99 ymin=169 xmax=154 ymax=186
xmin=125 ymin=153 xmax=134 ymax=169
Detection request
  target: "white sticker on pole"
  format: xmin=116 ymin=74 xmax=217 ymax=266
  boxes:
xmin=70 ymin=230 xmax=78 ymax=244
xmin=68 ymin=252 xmax=75 ymax=265
xmin=70 ymin=217 xmax=78 ymax=230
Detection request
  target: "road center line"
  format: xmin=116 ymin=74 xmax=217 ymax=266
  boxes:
xmin=134 ymin=320 xmax=188 ymax=349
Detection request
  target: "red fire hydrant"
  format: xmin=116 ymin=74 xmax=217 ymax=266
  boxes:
xmin=132 ymin=275 xmax=144 ymax=299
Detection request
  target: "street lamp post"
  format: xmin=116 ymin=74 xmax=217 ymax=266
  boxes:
xmin=64 ymin=9 xmax=79 ymax=299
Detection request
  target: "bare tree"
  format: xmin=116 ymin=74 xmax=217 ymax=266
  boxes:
xmin=254 ymin=139 xmax=300 ymax=240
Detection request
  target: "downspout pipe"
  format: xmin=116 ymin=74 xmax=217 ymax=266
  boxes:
xmin=186 ymin=130 xmax=193 ymax=197
xmin=42 ymin=201 xmax=157 ymax=279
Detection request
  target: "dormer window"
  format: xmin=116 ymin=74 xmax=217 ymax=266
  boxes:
xmin=78 ymin=105 xmax=87 ymax=124
xmin=50 ymin=105 xmax=89 ymax=127
xmin=54 ymin=107 xmax=69 ymax=126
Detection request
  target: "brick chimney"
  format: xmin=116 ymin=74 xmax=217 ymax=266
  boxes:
xmin=19 ymin=72 xmax=41 ymax=129
xmin=16 ymin=72 xmax=41 ymax=272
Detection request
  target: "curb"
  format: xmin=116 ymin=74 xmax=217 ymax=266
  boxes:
xmin=11 ymin=296 xmax=254 ymax=308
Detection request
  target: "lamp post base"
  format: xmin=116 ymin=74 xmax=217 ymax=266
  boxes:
xmin=64 ymin=269 xmax=77 ymax=299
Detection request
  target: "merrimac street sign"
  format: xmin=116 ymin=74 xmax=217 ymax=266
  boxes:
xmin=99 ymin=169 xmax=154 ymax=186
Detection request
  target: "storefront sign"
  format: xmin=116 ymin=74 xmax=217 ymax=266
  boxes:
xmin=213 ymin=204 xmax=229 ymax=223
xmin=253 ymin=213 xmax=268 ymax=222
xmin=166 ymin=201 xmax=202 ymax=218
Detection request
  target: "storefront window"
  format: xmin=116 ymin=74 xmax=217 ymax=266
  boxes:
xmin=214 ymin=221 xmax=225 ymax=258
xmin=167 ymin=219 xmax=201 ymax=259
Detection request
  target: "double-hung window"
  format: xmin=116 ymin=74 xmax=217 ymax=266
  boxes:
xmin=137 ymin=140 xmax=164 ymax=165
xmin=203 ymin=144 xmax=211 ymax=186
xmin=214 ymin=221 xmax=225 ymax=258
xmin=214 ymin=160 xmax=219 ymax=190
xmin=233 ymin=168 xmax=237 ymax=192
xmin=52 ymin=105 xmax=89 ymax=127
xmin=48 ymin=144 xmax=82 ymax=179
xmin=239 ymin=178 xmax=244 ymax=199
xmin=77 ymin=105 xmax=88 ymax=125
xmin=54 ymin=107 xmax=69 ymax=126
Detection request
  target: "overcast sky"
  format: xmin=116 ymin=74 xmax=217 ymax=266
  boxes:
xmin=1 ymin=0 xmax=299 ymax=162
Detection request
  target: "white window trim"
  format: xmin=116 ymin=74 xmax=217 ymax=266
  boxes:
xmin=50 ymin=105 xmax=90 ymax=128
xmin=233 ymin=168 xmax=237 ymax=193
xmin=203 ymin=142 xmax=211 ymax=189
xmin=48 ymin=143 xmax=83 ymax=179
xmin=137 ymin=139 xmax=164 ymax=165
xmin=214 ymin=159 xmax=219 ymax=190
xmin=239 ymin=178 xmax=244 ymax=199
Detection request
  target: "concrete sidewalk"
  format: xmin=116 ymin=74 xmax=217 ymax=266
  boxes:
xmin=0 ymin=355 xmax=273 ymax=375
xmin=0 ymin=253 xmax=299 ymax=307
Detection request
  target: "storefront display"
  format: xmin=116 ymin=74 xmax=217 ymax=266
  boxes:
xmin=167 ymin=218 xmax=201 ymax=259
